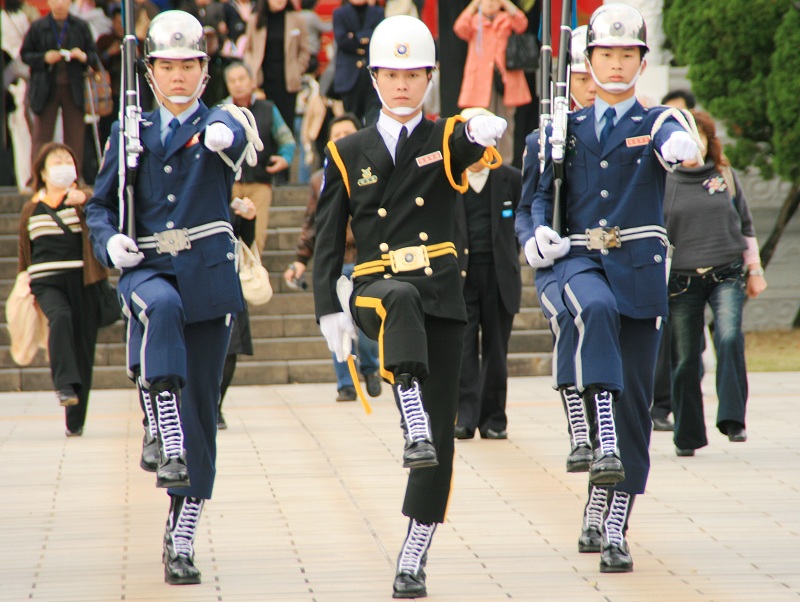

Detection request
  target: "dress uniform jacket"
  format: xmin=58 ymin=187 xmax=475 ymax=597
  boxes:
xmin=86 ymin=102 xmax=247 ymax=324
xmin=454 ymin=163 xmax=522 ymax=316
xmin=531 ymin=102 xmax=684 ymax=320
xmin=313 ymin=117 xmax=485 ymax=323
xmin=332 ymin=3 xmax=384 ymax=95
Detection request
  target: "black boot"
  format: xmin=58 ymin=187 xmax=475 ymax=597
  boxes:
xmin=150 ymin=382 xmax=190 ymax=488
xmin=560 ymin=386 xmax=592 ymax=472
xmin=599 ymin=490 xmax=635 ymax=573
xmin=392 ymin=518 xmax=436 ymax=599
xmin=578 ymin=485 xmax=607 ymax=553
xmin=138 ymin=378 xmax=159 ymax=472
xmin=393 ymin=374 xmax=437 ymax=469
xmin=163 ymin=495 xmax=204 ymax=584
xmin=583 ymin=387 xmax=625 ymax=486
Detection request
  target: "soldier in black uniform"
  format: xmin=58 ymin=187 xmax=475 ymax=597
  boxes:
xmin=312 ymin=15 xmax=508 ymax=600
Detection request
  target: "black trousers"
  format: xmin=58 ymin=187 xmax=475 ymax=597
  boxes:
xmin=457 ymin=262 xmax=514 ymax=434
xmin=31 ymin=271 xmax=100 ymax=432
xmin=353 ymin=278 xmax=463 ymax=524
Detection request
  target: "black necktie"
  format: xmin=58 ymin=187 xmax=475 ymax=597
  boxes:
xmin=395 ymin=126 xmax=408 ymax=164
xmin=599 ymin=107 xmax=616 ymax=147
xmin=164 ymin=117 xmax=180 ymax=149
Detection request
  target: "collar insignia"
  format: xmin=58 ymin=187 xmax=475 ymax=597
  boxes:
xmin=358 ymin=167 xmax=378 ymax=186
xmin=575 ymin=114 xmax=588 ymax=122
xmin=631 ymin=116 xmax=643 ymax=122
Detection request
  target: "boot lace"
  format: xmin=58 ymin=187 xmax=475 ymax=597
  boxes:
xmin=595 ymin=391 xmax=617 ymax=455
xmin=156 ymin=390 xmax=185 ymax=458
xmin=173 ymin=498 xmax=203 ymax=558
xmin=583 ymin=485 xmax=607 ymax=531
xmin=397 ymin=381 xmax=432 ymax=443
xmin=603 ymin=491 xmax=630 ymax=548
xmin=140 ymin=379 xmax=157 ymax=438
xmin=565 ymin=387 xmax=590 ymax=447
xmin=398 ymin=519 xmax=436 ymax=575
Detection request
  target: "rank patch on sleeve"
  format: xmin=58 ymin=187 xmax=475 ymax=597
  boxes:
xmin=625 ymin=135 xmax=651 ymax=147
xmin=416 ymin=151 xmax=443 ymax=167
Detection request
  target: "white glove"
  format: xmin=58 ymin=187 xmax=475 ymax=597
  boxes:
xmin=107 ymin=233 xmax=144 ymax=268
xmin=204 ymin=122 xmax=234 ymax=152
xmin=468 ymin=115 xmax=508 ymax=147
xmin=319 ymin=312 xmax=357 ymax=363
xmin=535 ymin=226 xmax=570 ymax=262
xmin=524 ymin=237 xmax=554 ymax=269
xmin=660 ymin=131 xmax=699 ymax=163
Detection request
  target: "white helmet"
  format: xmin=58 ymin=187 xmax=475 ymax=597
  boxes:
xmin=369 ymin=15 xmax=436 ymax=71
xmin=570 ymin=25 xmax=588 ymax=74
xmin=586 ymin=3 xmax=648 ymax=54
xmin=145 ymin=10 xmax=208 ymax=62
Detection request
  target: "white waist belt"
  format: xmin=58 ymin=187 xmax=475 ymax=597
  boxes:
xmin=569 ymin=225 xmax=668 ymax=251
xmin=137 ymin=221 xmax=234 ymax=254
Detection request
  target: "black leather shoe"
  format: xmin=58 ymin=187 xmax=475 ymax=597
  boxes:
xmin=454 ymin=425 xmax=475 ymax=440
xmin=156 ymin=458 xmax=191 ymax=489
xmin=675 ymin=447 xmax=695 ymax=457
xmin=140 ymin=431 xmax=159 ymax=472
xmin=566 ymin=443 xmax=593 ymax=472
xmin=599 ymin=541 xmax=633 ymax=573
xmin=578 ymin=526 xmax=602 ymax=553
xmin=589 ymin=451 xmax=625 ymax=486
xmin=164 ymin=552 xmax=201 ymax=585
xmin=336 ymin=386 xmax=357 ymax=402
xmin=56 ymin=388 xmax=79 ymax=407
xmin=217 ymin=412 xmax=227 ymax=430
xmin=365 ymin=372 xmax=382 ymax=397
xmin=403 ymin=440 xmax=438 ymax=469
xmin=481 ymin=428 xmax=508 ymax=440
xmin=392 ymin=570 xmax=427 ymax=598
xmin=728 ymin=427 xmax=747 ymax=442
xmin=652 ymin=416 xmax=674 ymax=431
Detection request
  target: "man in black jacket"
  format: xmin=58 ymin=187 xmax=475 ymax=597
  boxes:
xmin=21 ymin=0 xmax=99 ymax=173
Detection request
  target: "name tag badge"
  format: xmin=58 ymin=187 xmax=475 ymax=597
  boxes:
xmin=626 ymin=135 xmax=651 ymax=147
xmin=416 ymin=151 xmax=443 ymax=167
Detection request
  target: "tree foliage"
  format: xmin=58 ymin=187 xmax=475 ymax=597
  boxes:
xmin=663 ymin=0 xmax=794 ymax=180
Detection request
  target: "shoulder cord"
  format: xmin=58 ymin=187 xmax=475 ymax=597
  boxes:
xmin=651 ymin=107 xmax=704 ymax=173
xmin=217 ymin=103 xmax=264 ymax=180
xmin=443 ymin=115 xmax=503 ymax=193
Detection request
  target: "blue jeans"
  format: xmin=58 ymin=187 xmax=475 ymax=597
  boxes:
xmin=669 ymin=260 xmax=748 ymax=450
xmin=333 ymin=264 xmax=380 ymax=389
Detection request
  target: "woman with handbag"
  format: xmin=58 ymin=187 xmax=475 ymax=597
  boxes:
xmin=454 ymin=0 xmax=530 ymax=163
xmin=17 ymin=142 xmax=111 ymax=437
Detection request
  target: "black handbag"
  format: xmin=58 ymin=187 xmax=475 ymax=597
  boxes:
xmin=506 ymin=32 xmax=540 ymax=73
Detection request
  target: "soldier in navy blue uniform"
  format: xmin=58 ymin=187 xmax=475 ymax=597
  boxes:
xmin=85 ymin=11 xmax=248 ymax=586
xmin=313 ymin=15 xmax=508 ymax=599
xmin=524 ymin=4 xmax=699 ymax=573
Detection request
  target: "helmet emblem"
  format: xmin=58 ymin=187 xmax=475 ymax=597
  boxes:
xmin=394 ymin=43 xmax=410 ymax=58
xmin=173 ymin=32 xmax=184 ymax=45
xmin=611 ymin=21 xmax=624 ymax=36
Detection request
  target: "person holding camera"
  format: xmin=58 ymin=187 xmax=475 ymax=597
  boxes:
xmin=21 ymin=0 xmax=99 ymax=176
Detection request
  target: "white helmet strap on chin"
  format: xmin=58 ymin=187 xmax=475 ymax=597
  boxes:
xmin=146 ymin=61 xmax=210 ymax=106
xmin=587 ymin=60 xmax=643 ymax=94
xmin=370 ymin=72 xmax=434 ymax=118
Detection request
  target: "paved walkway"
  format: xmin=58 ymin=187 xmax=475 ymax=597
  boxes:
xmin=1 ymin=373 xmax=798 ymax=602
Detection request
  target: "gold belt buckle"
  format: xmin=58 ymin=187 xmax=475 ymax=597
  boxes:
xmin=585 ymin=226 xmax=621 ymax=250
xmin=389 ymin=245 xmax=430 ymax=273
xmin=154 ymin=228 xmax=191 ymax=255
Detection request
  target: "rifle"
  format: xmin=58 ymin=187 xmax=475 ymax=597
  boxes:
xmin=538 ymin=0 xmax=552 ymax=176
xmin=119 ymin=0 xmax=143 ymax=239
xmin=550 ymin=0 xmax=572 ymax=235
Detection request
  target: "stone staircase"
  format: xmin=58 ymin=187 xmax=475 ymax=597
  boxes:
xmin=0 ymin=185 xmax=553 ymax=392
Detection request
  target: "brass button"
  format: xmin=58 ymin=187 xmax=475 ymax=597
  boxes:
xmin=356 ymin=60 xmax=364 ymax=68
xmin=424 ymin=267 xmax=433 ymax=276
xmin=384 ymin=273 xmax=392 ymax=279
xmin=164 ymin=165 xmax=172 ymax=174
xmin=356 ymin=48 xmax=365 ymax=56
xmin=167 ymin=194 xmax=176 ymax=203
xmin=600 ymin=160 xmax=609 ymax=169
xmin=419 ymin=232 xmax=428 ymax=241
xmin=600 ymin=190 xmax=609 ymax=198
xmin=599 ymin=219 xmax=607 ymax=226
xmin=415 ymin=196 xmax=424 ymax=206
xmin=464 ymin=248 xmax=470 ymax=255
xmin=461 ymin=270 xmax=467 ymax=277
xmin=378 ymin=208 xmax=387 ymax=217
xmin=380 ymin=243 xmax=389 ymax=252
xmin=360 ymin=37 xmax=370 ymax=44
xmin=166 ymin=221 xmax=174 ymax=229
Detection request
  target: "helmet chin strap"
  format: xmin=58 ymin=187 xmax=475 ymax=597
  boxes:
xmin=587 ymin=61 xmax=643 ymax=94
xmin=371 ymin=75 xmax=434 ymax=119
xmin=146 ymin=61 xmax=210 ymax=107
xmin=571 ymin=94 xmax=584 ymax=109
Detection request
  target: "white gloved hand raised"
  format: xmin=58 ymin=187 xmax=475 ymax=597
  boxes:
xmin=534 ymin=226 xmax=570 ymax=262
xmin=660 ymin=131 xmax=699 ymax=163
xmin=468 ymin=115 xmax=508 ymax=147
xmin=319 ymin=312 xmax=357 ymax=363
xmin=107 ymin=233 xmax=144 ymax=268
xmin=204 ymin=122 xmax=234 ymax=152
xmin=524 ymin=237 xmax=554 ymax=268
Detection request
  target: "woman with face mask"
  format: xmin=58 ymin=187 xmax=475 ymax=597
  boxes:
xmin=17 ymin=142 xmax=110 ymax=436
